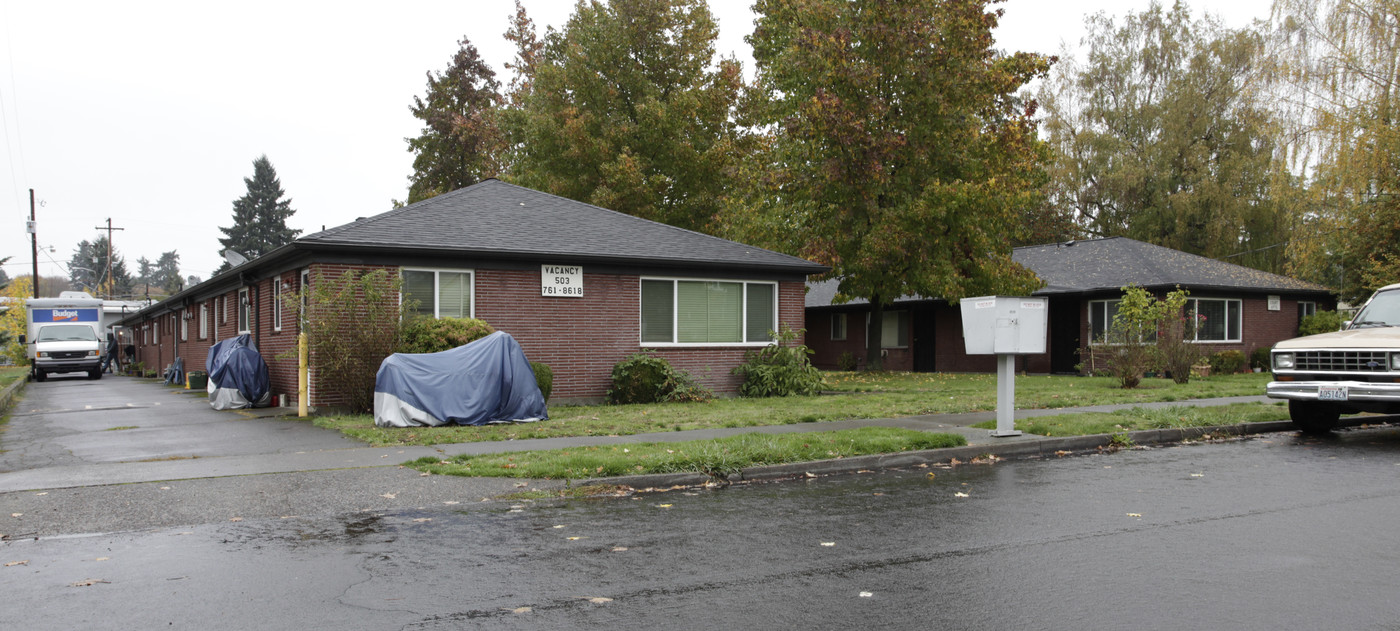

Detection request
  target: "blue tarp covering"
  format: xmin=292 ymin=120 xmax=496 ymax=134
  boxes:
xmin=206 ymin=334 xmax=272 ymax=410
xmin=374 ymin=331 xmax=548 ymax=427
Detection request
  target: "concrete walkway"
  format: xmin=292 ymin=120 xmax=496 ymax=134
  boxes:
xmin=0 ymin=373 xmax=1287 ymax=493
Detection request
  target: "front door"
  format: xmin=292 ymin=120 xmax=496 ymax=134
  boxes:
xmin=913 ymin=307 xmax=937 ymax=372
xmin=1049 ymin=297 xmax=1081 ymax=374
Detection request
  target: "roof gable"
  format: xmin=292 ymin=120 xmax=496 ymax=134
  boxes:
xmin=300 ymin=179 xmax=826 ymax=274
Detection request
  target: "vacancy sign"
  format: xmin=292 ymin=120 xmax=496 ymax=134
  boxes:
xmin=542 ymin=265 xmax=584 ymax=297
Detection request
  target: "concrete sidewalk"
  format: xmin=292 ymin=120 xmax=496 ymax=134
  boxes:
xmin=0 ymin=388 xmax=1283 ymax=493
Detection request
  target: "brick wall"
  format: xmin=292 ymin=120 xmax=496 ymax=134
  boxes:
xmin=132 ymin=264 xmax=810 ymax=407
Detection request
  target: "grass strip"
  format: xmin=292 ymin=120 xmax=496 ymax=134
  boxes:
xmin=319 ymin=373 xmax=1273 ymax=447
xmin=968 ymin=402 xmax=1290 ymax=437
xmin=408 ymin=427 xmax=967 ymax=479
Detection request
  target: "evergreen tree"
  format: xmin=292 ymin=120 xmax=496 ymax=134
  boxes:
xmin=135 ymin=256 xmax=154 ymax=287
xmin=217 ymin=156 xmax=300 ymax=273
xmin=404 ymin=37 xmax=505 ymax=204
xmin=69 ymin=236 xmax=134 ymax=298
xmin=153 ymin=250 xmax=182 ymax=294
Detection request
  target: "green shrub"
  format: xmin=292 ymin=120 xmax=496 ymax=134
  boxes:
xmin=732 ymin=326 xmax=825 ymax=397
xmin=1249 ymin=346 xmax=1271 ymax=370
xmin=1299 ymin=310 xmax=1344 ymax=336
xmin=608 ymin=351 xmax=712 ymax=404
xmin=837 ymin=351 xmax=858 ymax=372
xmin=531 ymin=362 xmax=553 ymax=400
xmin=1208 ymin=350 xmax=1247 ymax=375
xmin=398 ymin=317 xmax=495 ymax=354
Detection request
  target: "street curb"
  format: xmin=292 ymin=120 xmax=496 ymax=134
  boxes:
xmin=0 ymin=376 xmax=24 ymax=418
xmin=589 ymin=420 xmax=1308 ymax=489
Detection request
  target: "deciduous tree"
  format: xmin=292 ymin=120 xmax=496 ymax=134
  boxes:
xmin=1040 ymin=1 xmax=1298 ymax=272
xmin=1267 ymin=0 xmax=1400 ymax=300
xmin=404 ymin=37 xmax=505 ymax=204
xmin=503 ymin=0 xmax=746 ymax=234
xmin=744 ymin=0 xmax=1051 ymax=369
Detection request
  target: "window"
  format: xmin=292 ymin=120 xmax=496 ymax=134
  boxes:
xmin=199 ymin=303 xmax=208 ymax=339
xmin=180 ymin=310 xmax=189 ymax=342
xmin=1088 ymin=299 xmax=1120 ymax=343
xmin=238 ymin=288 xmax=251 ymax=333
xmin=1189 ymin=298 xmax=1242 ymax=342
xmin=867 ymin=310 xmax=909 ymax=348
xmin=640 ymin=279 xmax=778 ymax=345
xmin=831 ymin=313 xmax=848 ymax=341
xmin=153 ymin=320 xmax=158 ymax=342
xmin=402 ymin=269 xmax=473 ymax=318
xmin=273 ymin=279 xmax=283 ymax=332
xmin=1298 ymin=301 xmax=1317 ymax=320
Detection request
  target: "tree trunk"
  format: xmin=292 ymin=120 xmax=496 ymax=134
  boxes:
xmin=866 ymin=296 xmax=885 ymax=371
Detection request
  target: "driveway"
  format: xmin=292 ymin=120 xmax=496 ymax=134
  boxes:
xmin=0 ymin=374 xmax=391 ymax=492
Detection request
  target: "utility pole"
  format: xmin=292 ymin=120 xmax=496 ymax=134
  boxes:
xmin=29 ymin=189 xmax=37 ymax=298
xmin=93 ymin=218 xmax=125 ymax=299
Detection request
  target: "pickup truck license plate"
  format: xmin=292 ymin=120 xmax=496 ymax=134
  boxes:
xmin=1319 ymin=385 xmax=1349 ymax=401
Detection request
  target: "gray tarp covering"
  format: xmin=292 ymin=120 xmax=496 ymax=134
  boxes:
xmin=374 ymin=331 xmax=547 ymax=427
xmin=206 ymin=334 xmax=272 ymax=410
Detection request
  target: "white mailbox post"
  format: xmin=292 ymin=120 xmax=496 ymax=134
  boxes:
xmin=960 ymin=296 xmax=1048 ymax=437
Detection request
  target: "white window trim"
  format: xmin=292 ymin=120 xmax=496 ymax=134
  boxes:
xmin=1299 ymin=301 xmax=1317 ymax=318
xmin=180 ymin=310 xmax=189 ymax=342
xmin=199 ymin=303 xmax=209 ymax=340
xmin=639 ymin=276 xmax=779 ymax=347
xmin=238 ymin=288 xmax=252 ymax=334
xmin=831 ymin=312 xmax=847 ymax=341
xmin=1188 ymin=297 xmax=1243 ymax=343
xmin=273 ymin=279 xmax=283 ymax=332
xmin=401 ymin=267 xmax=476 ymax=319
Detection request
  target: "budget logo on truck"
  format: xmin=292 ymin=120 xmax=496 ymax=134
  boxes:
xmin=33 ymin=308 xmax=99 ymax=322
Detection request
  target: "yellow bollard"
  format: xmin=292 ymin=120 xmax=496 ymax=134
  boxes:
xmin=298 ymin=332 xmax=308 ymax=417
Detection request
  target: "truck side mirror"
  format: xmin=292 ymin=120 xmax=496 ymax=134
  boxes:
xmin=17 ymin=335 xmax=24 ymax=345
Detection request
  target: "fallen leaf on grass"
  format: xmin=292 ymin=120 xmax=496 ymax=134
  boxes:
xmin=5 ymin=560 xmax=28 ymax=567
xmin=70 ymin=579 xmax=109 ymax=587
xmin=657 ymin=504 xmax=672 ymax=508
xmin=926 ymin=472 xmax=936 ymax=479
xmin=1055 ymin=451 xmax=1072 ymax=457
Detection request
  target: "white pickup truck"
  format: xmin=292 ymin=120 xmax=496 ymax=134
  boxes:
xmin=1268 ymin=282 xmax=1400 ymax=432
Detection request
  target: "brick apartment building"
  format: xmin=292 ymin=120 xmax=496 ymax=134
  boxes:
xmin=805 ymin=237 xmax=1336 ymax=374
xmin=118 ymin=180 xmax=827 ymax=408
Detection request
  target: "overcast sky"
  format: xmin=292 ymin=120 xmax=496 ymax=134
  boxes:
xmin=0 ymin=0 xmax=1275 ymax=289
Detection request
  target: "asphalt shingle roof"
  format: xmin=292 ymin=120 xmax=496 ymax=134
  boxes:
xmin=299 ymin=179 xmax=827 ymax=275
xmin=807 ymin=236 xmax=1332 ymax=308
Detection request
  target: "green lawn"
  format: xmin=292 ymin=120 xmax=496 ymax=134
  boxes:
xmin=969 ymin=401 xmax=1290 ymax=436
xmin=0 ymin=365 xmax=26 ymax=389
xmin=316 ymin=372 xmax=1273 ymax=447
xmin=408 ymin=427 xmax=968 ymax=480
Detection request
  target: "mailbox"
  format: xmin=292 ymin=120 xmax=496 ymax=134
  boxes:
xmin=960 ymin=296 xmax=1048 ymax=355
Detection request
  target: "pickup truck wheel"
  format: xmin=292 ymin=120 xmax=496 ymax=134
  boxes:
xmin=34 ymin=370 xmax=46 ymax=382
xmin=1289 ymin=400 xmax=1340 ymax=434
xmin=89 ymin=369 xmax=102 ymax=380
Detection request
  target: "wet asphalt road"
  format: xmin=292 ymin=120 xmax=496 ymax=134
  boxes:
xmin=5 ymin=424 xmax=1400 ymax=630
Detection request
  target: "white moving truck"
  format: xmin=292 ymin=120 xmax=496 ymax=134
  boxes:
xmin=22 ymin=291 xmax=105 ymax=382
